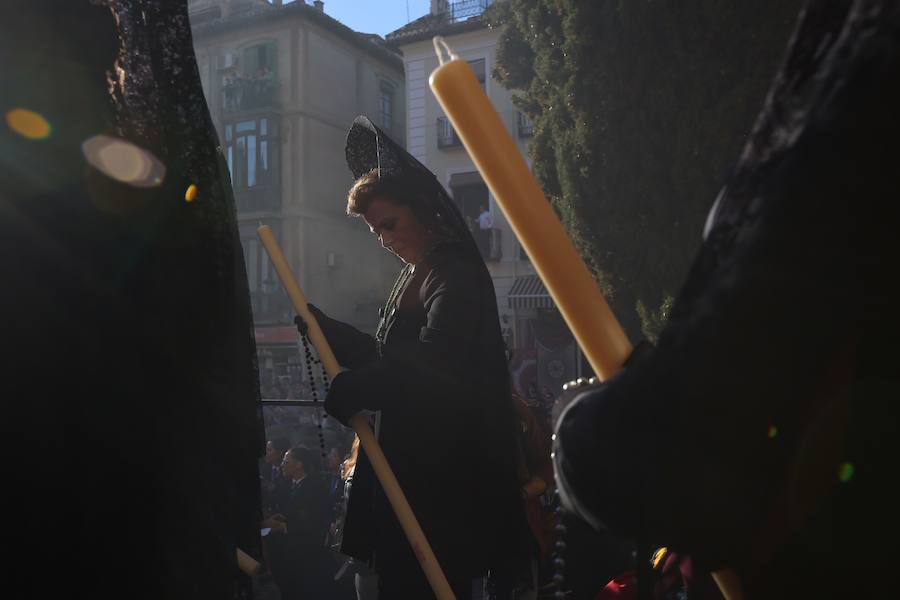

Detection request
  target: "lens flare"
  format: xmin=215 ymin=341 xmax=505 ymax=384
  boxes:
xmin=767 ymin=425 xmax=778 ymax=439
xmin=81 ymin=134 xmax=165 ymax=188
xmin=185 ymin=184 xmax=199 ymax=202
xmin=838 ymin=462 xmax=854 ymax=483
xmin=5 ymin=108 xmax=52 ymax=140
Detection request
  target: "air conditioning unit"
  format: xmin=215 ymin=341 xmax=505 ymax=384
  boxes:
xmin=327 ymin=252 xmax=343 ymax=268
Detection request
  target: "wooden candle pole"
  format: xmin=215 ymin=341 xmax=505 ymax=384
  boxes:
xmin=236 ymin=547 xmax=262 ymax=576
xmin=256 ymin=225 xmax=456 ymax=600
xmin=428 ymin=37 xmax=742 ymax=600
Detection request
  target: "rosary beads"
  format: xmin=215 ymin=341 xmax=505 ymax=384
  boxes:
xmin=299 ymin=328 xmax=330 ymax=462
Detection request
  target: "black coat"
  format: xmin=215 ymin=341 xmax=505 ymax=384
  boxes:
xmin=267 ymin=475 xmax=335 ymax=599
xmin=320 ymin=242 xmax=527 ymax=578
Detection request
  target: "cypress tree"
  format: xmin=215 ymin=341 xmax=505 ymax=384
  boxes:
xmin=490 ymin=0 xmax=804 ymax=340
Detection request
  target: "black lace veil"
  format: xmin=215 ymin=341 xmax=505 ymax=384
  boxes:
xmin=345 ymin=115 xmax=481 ymax=259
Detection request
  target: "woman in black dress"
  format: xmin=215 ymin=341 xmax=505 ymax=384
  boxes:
xmin=315 ymin=116 xmax=528 ymax=599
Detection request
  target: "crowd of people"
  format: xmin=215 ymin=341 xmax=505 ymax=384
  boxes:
xmin=255 ymin=389 xmax=559 ymax=600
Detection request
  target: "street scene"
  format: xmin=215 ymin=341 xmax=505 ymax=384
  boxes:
xmin=4 ymin=1 xmax=898 ymax=599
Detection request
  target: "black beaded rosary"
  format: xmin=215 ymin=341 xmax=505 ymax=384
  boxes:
xmin=295 ymin=316 xmax=330 ymax=463
xmin=550 ymin=376 xmax=598 ymax=600
xmin=551 ymin=489 xmax=568 ymax=599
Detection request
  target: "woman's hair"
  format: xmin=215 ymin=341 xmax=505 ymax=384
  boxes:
xmin=346 ymin=168 xmax=440 ymax=232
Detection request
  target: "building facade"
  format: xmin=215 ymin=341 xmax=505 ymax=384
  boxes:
xmin=387 ymin=0 xmax=581 ymax=404
xmin=189 ymin=0 xmax=406 ymax=398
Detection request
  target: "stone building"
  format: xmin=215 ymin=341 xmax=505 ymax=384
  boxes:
xmin=189 ymin=0 xmax=406 ymax=397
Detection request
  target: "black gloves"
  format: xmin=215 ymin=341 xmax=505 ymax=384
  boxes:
xmin=551 ymin=340 xmax=655 ymax=533
xmin=294 ymin=303 xmax=377 ymax=370
xmin=293 ymin=303 xmax=330 ymax=337
xmin=324 ymin=370 xmax=364 ymax=426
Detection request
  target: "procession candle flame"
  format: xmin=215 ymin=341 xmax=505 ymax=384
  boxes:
xmin=428 ymin=39 xmax=631 ymax=380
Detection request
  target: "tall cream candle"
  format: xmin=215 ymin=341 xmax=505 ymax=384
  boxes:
xmin=429 ymin=51 xmax=631 ymax=381
xmin=429 ymin=39 xmax=741 ymax=600
xmin=256 ymin=225 xmax=456 ymax=600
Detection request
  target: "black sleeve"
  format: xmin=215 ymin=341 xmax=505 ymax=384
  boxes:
xmin=553 ymin=4 xmax=900 ymax=569
xmin=307 ymin=303 xmax=377 ymax=369
xmin=324 ymin=260 xmax=482 ymax=422
xmin=416 ymin=259 xmax=484 ymax=379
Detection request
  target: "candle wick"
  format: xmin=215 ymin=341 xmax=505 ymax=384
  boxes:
xmin=432 ymin=36 xmax=457 ymax=65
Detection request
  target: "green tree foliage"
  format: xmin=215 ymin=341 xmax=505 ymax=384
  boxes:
xmin=489 ymin=0 xmax=803 ymax=340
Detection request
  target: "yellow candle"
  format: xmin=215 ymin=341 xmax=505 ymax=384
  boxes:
xmin=236 ymin=547 xmax=261 ymax=576
xmin=429 ymin=55 xmax=632 ymax=380
xmin=256 ymin=225 xmax=456 ymax=600
xmin=430 ymin=43 xmax=742 ymax=600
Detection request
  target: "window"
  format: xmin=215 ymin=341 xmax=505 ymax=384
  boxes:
xmin=241 ymin=235 xmax=281 ymax=321
xmin=225 ymin=117 xmax=276 ymax=191
xmin=450 ymin=172 xmax=494 ymax=260
xmin=436 ymin=116 xmax=462 ymax=149
xmin=243 ymin=42 xmax=276 ymax=76
xmin=517 ymin=111 xmax=535 ymax=137
xmin=379 ymin=82 xmax=394 ymax=130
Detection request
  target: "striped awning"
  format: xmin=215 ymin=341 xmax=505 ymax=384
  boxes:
xmin=508 ymin=275 xmax=554 ymax=309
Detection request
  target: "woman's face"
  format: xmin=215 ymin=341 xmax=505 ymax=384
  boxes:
xmin=363 ymin=195 xmax=433 ymax=265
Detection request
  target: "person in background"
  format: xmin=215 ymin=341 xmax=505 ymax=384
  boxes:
xmin=331 ymin=437 xmax=379 ymax=600
xmin=261 ymin=437 xmax=291 ymax=513
xmin=262 ymin=446 xmax=335 ymax=600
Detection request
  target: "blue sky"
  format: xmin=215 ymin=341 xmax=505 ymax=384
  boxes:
xmin=290 ymin=0 xmax=433 ymax=37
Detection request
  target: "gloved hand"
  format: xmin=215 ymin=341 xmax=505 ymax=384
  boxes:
xmin=294 ymin=303 xmax=331 ymax=337
xmin=324 ymin=370 xmax=364 ymax=427
xmin=295 ymin=303 xmax=377 ymax=369
xmin=551 ymin=339 xmax=655 ymax=532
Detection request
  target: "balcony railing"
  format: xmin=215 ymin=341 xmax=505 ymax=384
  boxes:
xmin=449 ymin=0 xmax=493 ymax=22
xmin=517 ymin=112 xmax=535 ymax=138
xmin=223 ymin=77 xmax=279 ymax=114
xmin=474 ymin=227 xmax=502 ymax=261
xmin=436 ymin=116 xmax=462 ymax=149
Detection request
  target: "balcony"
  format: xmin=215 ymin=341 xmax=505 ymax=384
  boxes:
xmin=474 ymin=227 xmax=502 ymax=261
xmin=489 ymin=227 xmax=502 ymax=261
xmin=449 ymin=0 xmax=493 ymax=22
xmin=223 ymin=76 xmax=279 ymax=114
xmin=436 ymin=116 xmax=462 ymax=149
